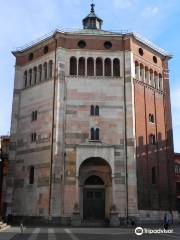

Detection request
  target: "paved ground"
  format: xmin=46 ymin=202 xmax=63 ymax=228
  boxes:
xmin=0 ymin=226 xmax=180 ymax=240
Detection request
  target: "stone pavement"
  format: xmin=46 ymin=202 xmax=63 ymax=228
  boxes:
xmin=0 ymin=226 xmax=180 ymax=240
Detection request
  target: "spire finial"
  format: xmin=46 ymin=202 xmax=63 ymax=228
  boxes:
xmin=91 ymin=0 xmax=95 ymax=12
xmin=83 ymin=1 xmax=103 ymax=30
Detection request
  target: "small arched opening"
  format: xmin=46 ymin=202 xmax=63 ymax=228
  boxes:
xmin=113 ymin=58 xmax=120 ymax=77
xmin=24 ymin=71 xmax=27 ymax=88
xmin=140 ymin=63 xmax=144 ymax=81
xmin=29 ymin=69 xmax=32 ymax=86
xmin=159 ymin=74 xmax=163 ymax=90
xmin=49 ymin=60 xmax=53 ymax=79
xmin=43 ymin=62 xmax=47 ymax=80
xmin=29 ymin=166 xmax=34 ymax=185
xmin=33 ymin=67 xmax=37 ymax=84
xmin=96 ymin=58 xmax=103 ymax=76
xmin=87 ymin=57 xmax=94 ymax=76
xmin=105 ymin=58 xmax=112 ymax=76
xmin=70 ymin=57 xmax=77 ymax=75
xmin=38 ymin=65 xmax=42 ymax=82
xmin=78 ymin=57 xmax=85 ymax=76
xmin=135 ymin=61 xmax=139 ymax=80
xmin=85 ymin=175 xmax=104 ymax=185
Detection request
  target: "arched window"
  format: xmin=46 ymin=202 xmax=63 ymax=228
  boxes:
xmin=159 ymin=74 xmax=163 ymax=90
xmin=95 ymin=106 xmax=99 ymax=116
xmin=150 ymin=134 xmax=156 ymax=145
xmin=140 ymin=64 xmax=144 ymax=81
xmin=90 ymin=105 xmax=94 ymax=116
xmin=149 ymin=114 xmax=155 ymax=123
xmin=113 ymin=58 xmax=120 ymax=77
xmin=38 ymin=65 xmax=42 ymax=82
xmin=145 ymin=67 xmax=149 ymax=83
xmin=85 ymin=175 xmax=104 ymax=185
xmin=96 ymin=58 xmax=103 ymax=76
xmin=105 ymin=58 xmax=112 ymax=76
xmin=90 ymin=128 xmax=100 ymax=141
xmin=154 ymin=71 xmax=158 ymax=89
xmin=33 ymin=67 xmax=37 ymax=84
xmin=149 ymin=69 xmax=153 ymax=86
xmin=29 ymin=69 xmax=32 ymax=86
xmin=32 ymin=111 xmax=38 ymax=121
xmin=91 ymin=128 xmax=95 ymax=140
xmin=43 ymin=62 xmax=47 ymax=80
xmin=90 ymin=106 xmax=99 ymax=116
xmin=70 ymin=57 xmax=77 ymax=75
xmin=87 ymin=57 xmax=94 ymax=76
xmin=29 ymin=166 xmax=34 ymax=184
xmin=152 ymin=167 xmax=156 ymax=184
xmin=135 ymin=61 xmax=139 ymax=80
xmin=49 ymin=60 xmax=53 ymax=79
xmin=95 ymin=128 xmax=100 ymax=140
xmin=31 ymin=132 xmax=37 ymax=143
xmin=31 ymin=111 xmax=34 ymax=121
xmin=44 ymin=45 xmax=49 ymax=54
xmin=78 ymin=57 xmax=85 ymax=76
xmin=34 ymin=111 xmax=37 ymax=120
xmin=24 ymin=71 xmax=27 ymax=88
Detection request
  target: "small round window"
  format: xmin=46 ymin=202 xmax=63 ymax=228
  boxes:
xmin=78 ymin=40 xmax=86 ymax=48
xmin=28 ymin=53 xmax=34 ymax=61
xmin=139 ymin=48 xmax=144 ymax=56
xmin=104 ymin=41 xmax=112 ymax=49
xmin=153 ymin=56 xmax=157 ymax=63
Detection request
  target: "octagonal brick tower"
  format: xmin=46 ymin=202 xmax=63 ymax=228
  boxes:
xmin=6 ymin=3 xmax=177 ymax=225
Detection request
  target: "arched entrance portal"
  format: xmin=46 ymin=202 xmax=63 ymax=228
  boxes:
xmin=83 ymin=175 xmax=105 ymax=220
xmin=79 ymin=157 xmax=112 ymax=221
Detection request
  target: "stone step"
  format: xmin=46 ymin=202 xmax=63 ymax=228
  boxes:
xmin=0 ymin=222 xmax=7 ymax=230
xmin=81 ymin=220 xmax=105 ymax=227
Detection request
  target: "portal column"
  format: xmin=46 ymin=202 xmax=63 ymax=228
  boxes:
xmin=112 ymin=175 xmax=116 ymax=205
xmin=76 ymin=176 xmax=79 ymax=203
xmin=71 ymin=175 xmax=81 ymax=226
xmin=110 ymin=174 xmax=120 ymax=226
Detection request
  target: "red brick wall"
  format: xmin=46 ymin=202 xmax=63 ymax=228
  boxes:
xmin=134 ymin=50 xmax=175 ymax=210
xmin=15 ymin=33 xmax=131 ymax=66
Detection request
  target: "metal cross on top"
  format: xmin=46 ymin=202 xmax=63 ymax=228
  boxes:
xmin=91 ymin=0 xmax=95 ymax=12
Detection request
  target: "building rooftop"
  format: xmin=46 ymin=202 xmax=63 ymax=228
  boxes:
xmin=12 ymin=2 xmax=172 ymax=58
xmin=13 ymin=28 xmax=171 ymax=58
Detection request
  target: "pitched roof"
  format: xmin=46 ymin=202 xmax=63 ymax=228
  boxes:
xmin=82 ymin=11 xmax=103 ymax=22
xmin=12 ymin=28 xmax=171 ymax=58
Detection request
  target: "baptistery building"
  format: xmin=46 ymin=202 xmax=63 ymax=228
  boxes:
xmin=7 ymin=3 xmax=177 ymax=225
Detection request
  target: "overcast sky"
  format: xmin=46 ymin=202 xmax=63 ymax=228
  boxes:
xmin=0 ymin=0 xmax=180 ymax=151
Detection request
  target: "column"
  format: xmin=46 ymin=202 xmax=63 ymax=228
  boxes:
xmin=112 ymin=175 xmax=116 ymax=206
xmin=85 ymin=58 xmax=87 ymax=76
xmin=152 ymin=72 xmax=155 ymax=87
xmin=93 ymin=59 xmax=96 ymax=76
xmin=111 ymin=59 xmax=113 ymax=77
xmin=103 ymin=59 xmax=105 ymax=76
xmin=75 ymin=176 xmax=79 ymax=204
xmin=77 ymin=58 xmax=79 ymax=76
xmin=143 ymin=68 xmax=146 ymax=83
xmin=135 ymin=65 xmax=140 ymax=80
